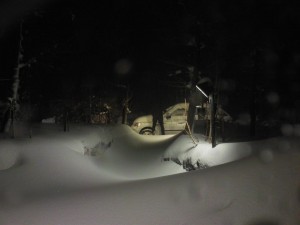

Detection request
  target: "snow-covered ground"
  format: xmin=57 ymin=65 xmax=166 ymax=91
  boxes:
xmin=0 ymin=123 xmax=299 ymax=225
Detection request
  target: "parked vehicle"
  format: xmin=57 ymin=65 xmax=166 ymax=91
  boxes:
xmin=131 ymin=102 xmax=232 ymax=135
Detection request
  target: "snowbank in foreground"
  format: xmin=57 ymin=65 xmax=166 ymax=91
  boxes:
xmin=1 ymin=148 xmax=299 ymax=225
xmin=1 ymin=124 xmax=299 ymax=225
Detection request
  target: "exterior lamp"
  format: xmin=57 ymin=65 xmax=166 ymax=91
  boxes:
xmin=196 ymin=85 xmax=208 ymax=98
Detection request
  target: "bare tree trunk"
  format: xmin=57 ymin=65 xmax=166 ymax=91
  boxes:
xmin=250 ymin=91 xmax=256 ymax=137
xmin=89 ymin=93 xmax=92 ymax=124
xmin=250 ymin=50 xmax=258 ymax=137
xmin=185 ymin=66 xmax=199 ymax=132
xmin=63 ymin=106 xmax=69 ymax=132
xmin=122 ymin=86 xmax=131 ymax=125
xmin=186 ymin=103 xmax=196 ymax=132
xmin=4 ymin=19 xmax=23 ymax=137
xmin=10 ymin=103 xmax=15 ymax=138
xmin=12 ymin=20 xmax=23 ymax=100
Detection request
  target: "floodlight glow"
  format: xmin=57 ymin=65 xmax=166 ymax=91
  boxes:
xmin=196 ymin=85 xmax=208 ymax=98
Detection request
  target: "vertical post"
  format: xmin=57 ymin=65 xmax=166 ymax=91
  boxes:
xmin=213 ymin=43 xmax=220 ymax=148
xmin=209 ymin=93 xmax=217 ymax=148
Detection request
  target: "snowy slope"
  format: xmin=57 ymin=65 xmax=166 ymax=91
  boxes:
xmin=0 ymin=124 xmax=299 ymax=225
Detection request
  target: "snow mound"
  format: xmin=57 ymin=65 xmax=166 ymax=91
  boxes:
xmin=87 ymin=125 xmax=186 ymax=179
xmin=1 ymin=124 xmax=300 ymax=224
xmin=0 ymin=145 xmax=20 ymax=170
xmin=164 ymin=134 xmax=253 ymax=167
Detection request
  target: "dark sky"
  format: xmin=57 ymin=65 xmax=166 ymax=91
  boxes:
xmin=1 ymin=0 xmax=300 ymax=120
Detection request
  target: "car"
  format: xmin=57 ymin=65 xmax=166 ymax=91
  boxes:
xmin=131 ymin=102 xmax=232 ymax=135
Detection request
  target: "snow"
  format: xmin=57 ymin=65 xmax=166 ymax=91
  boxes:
xmin=41 ymin=117 xmax=55 ymax=124
xmin=1 ymin=123 xmax=300 ymax=225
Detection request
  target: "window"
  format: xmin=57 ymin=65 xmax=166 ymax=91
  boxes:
xmin=172 ymin=108 xmax=186 ymax=116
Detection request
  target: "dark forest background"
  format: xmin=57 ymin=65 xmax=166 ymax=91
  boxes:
xmin=1 ymin=0 xmax=300 ymax=131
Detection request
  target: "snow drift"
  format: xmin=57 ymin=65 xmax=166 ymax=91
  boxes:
xmin=0 ymin=124 xmax=299 ymax=225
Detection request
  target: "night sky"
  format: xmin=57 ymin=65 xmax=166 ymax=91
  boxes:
xmin=1 ymin=0 xmax=300 ymax=122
